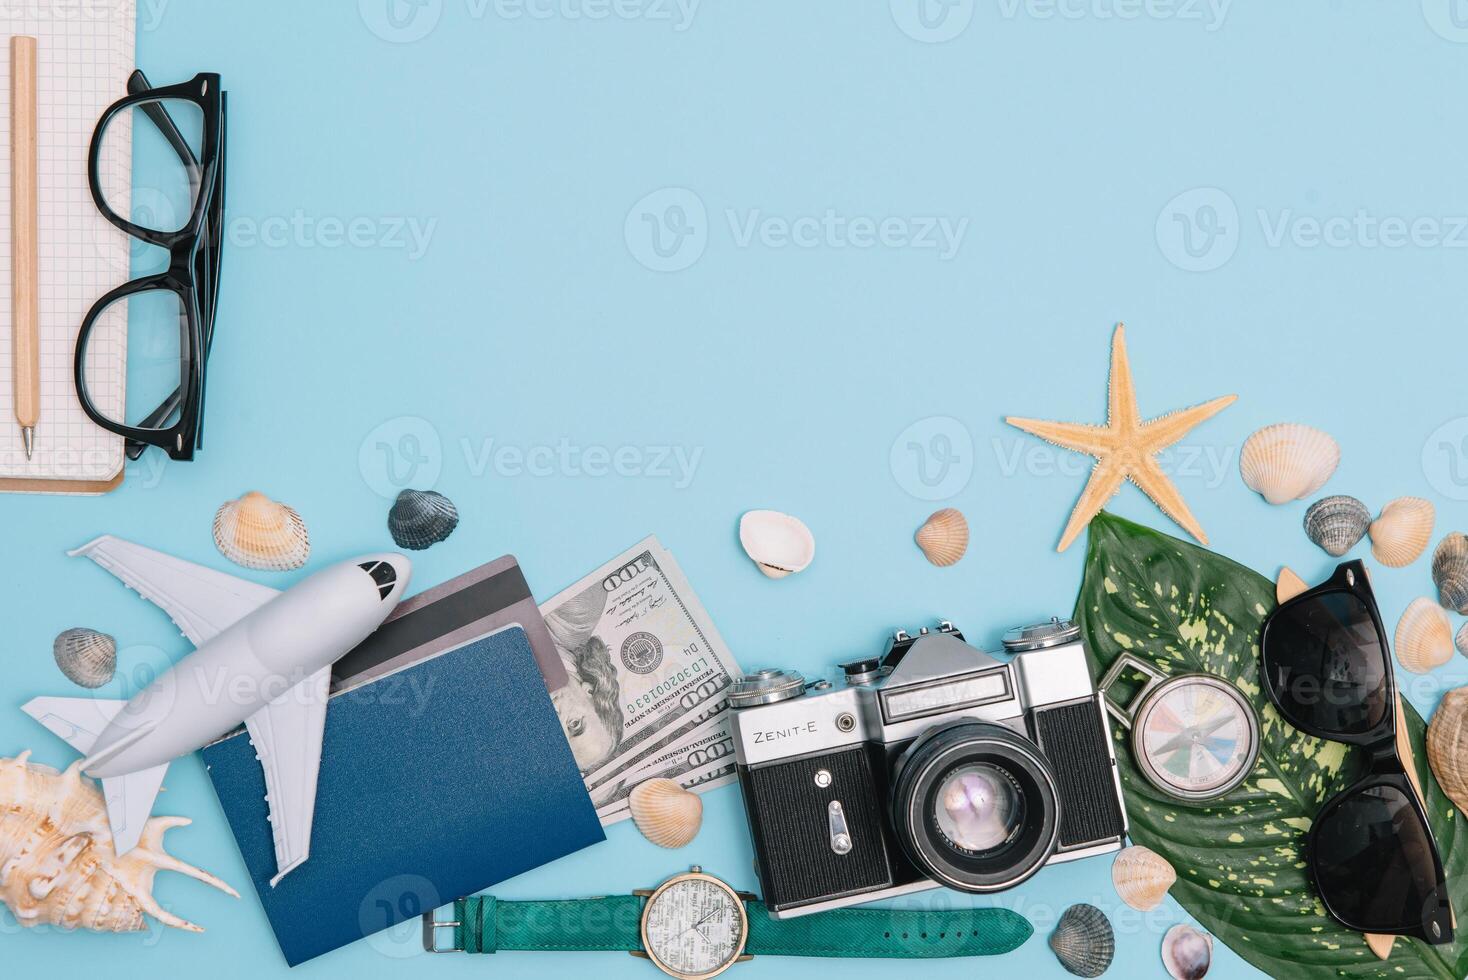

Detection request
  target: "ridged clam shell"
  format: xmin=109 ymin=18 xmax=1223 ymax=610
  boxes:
xmin=1303 ymin=495 xmax=1370 ymax=557
xmin=0 ymin=752 xmax=237 ymax=933
xmin=1162 ymin=924 xmax=1213 ymax=980
xmin=1395 ymin=597 xmax=1455 ymax=674
xmin=915 ymin=508 xmax=968 ymax=566
xmin=628 ymin=778 xmax=702 ymax=848
xmin=1457 ymin=621 xmax=1468 ymax=658
xmin=1112 ymin=844 xmax=1176 ymax=911
xmin=739 ymin=510 xmax=815 ymax=578
xmin=52 ymin=628 xmax=116 ymax=689
xmin=1049 ymin=903 xmax=1115 ymax=978
xmin=1239 ymin=423 xmax=1340 ymax=505
xmin=212 ymin=491 xmax=309 ymax=571
xmin=1427 ymin=687 xmax=1468 ymax=818
xmin=1369 ymin=497 xmax=1436 ymax=568
xmin=387 ymin=489 xmax=459 ymax=550
xmin=1432 ymin=532 xmax=1468 ymax=614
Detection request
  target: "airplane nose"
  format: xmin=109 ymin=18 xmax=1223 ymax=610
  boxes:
xmin=357 ymin=555 xmax=410 ymax=601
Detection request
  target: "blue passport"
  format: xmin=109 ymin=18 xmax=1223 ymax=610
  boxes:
xmin=202 ymin=625 xmax=604 ymax=966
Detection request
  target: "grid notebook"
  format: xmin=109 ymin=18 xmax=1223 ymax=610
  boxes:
xmin=0 ymin=5 xmax=134 ymax=488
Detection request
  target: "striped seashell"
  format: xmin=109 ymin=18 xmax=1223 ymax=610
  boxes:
xmin=1369 ymin=497 xmax=1435 ymax=568
xmin=915 ymin=508 xmax=969 ymax=566
xmin=212 ymin=491 xmax=310 ymax=571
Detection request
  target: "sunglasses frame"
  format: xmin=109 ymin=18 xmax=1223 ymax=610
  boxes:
xmin=1260 ymin=559 xmax=1453 ymax=945
xmin=73 ymin=71 xmax=225 ymax=462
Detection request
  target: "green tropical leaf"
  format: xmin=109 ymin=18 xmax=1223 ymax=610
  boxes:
xmin=1074 ymin=511 xmax=1467 ymax=980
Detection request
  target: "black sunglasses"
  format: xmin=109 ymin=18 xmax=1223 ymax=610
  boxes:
xmin=74 ymin=71 xmax=226 ymax=461
xmin=1260 ymin=560 xmax=1454 ymax=945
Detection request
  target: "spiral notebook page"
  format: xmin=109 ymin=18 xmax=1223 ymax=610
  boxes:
xmin=0 ymin=6 xmax=134 ymax=487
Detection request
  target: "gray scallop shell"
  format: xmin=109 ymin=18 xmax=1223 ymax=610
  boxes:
xmin=1303 ymin=495 xmax=1370 ymax=557
xmin=1049 ymin=903 xmax=1114 ymax=978
xmin=387 ymin=489 xmax=459 ymax=550
xmin=52 ymin=628 xmax=117 ymax=689
xmin=1433 ymin=532 xmax=1468 ymax=614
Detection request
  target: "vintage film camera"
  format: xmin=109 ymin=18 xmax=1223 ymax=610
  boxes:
xmin=728 ymin=619 xmax=1127 ymax=917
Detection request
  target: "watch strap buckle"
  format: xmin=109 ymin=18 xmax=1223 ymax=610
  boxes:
xmin=422 ymin=911 xmax=463 ymax=954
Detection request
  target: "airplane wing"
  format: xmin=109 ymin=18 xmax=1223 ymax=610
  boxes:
xmin=21 ymin=695 xmax=167 ymax=855
xmin=243 ymin=666 xmax=332 ymax=886
xmin=71 ymin=535 xmax=280 ymax=646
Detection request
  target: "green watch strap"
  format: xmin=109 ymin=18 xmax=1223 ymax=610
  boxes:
xmin=451 ymin=895 xmax=1032 ymax=958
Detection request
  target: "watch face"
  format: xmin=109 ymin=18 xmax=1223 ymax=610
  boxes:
xmin=641 ymin=874 xmax=747 ymax=980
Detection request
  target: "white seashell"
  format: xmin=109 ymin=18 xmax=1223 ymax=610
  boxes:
xmin=1049 ymin=903 xmax=1114 ymax=978
xmin=915 ymin=508 xmax=968 ymax=566
xmin=628 ymin=778 xmax=702 ymax=848
xmin=1112 ymin=844 xmax=1176 ymax=911
xmin=1395 ymin=597 xmax=1455 ymax=674
xmin=1239 ymin=423 xmax=1340 ymax=505
xmin=1162 ymin=924 xmax=1213 ymax=980
xmin=52 ymin=628 xmax=116 ymax=689
xmin=0 ymin=752 xmax=237 ymax=933
xmin=739 ymin=510 xmax=815 ymax=578
xmin=1432 ymin=532 xmax=1468 ymax=614
xmin=1369 ymin=497 xmax=1435 ymax=568
xmin=1427 ymin=687 xmax=1468 ymax=818
xmin=212 ymin=491 xmax=310 ymax=571
xmin=1303 ymin=495 xmax=1370 ymax=557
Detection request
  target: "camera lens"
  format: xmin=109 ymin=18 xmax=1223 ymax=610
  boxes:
xmin=891 ymin=723 xmax=1060 ymax=893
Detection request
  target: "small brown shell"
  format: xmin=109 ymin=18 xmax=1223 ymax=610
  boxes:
xmin=1369 ymin=497 xmax=1435 ymax=568
xmin=1303 ymin=495 xmax=1369 ymax=557
xmin=1395 ymin=597 xmax=1454 ymax=674
xmin=1112 ymin=844 xmax=1176 ymax=911
xmin=1432 ymin=532 xmax=1468 ymax=614
xmin=212 ymin=491 xmax=310 ymax=571
xmin=628 ymin=778 xmax=702 ymax=848
xmin=1049 ymin=903 xmax=1114 ymax=978
xmin=1428 ymin=688 xmax=1468 ymax=818
xmin=915 ymin=508 xmax=969 ymax=566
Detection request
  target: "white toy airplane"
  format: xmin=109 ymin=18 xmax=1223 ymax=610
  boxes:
xmin=23 ymin=536 xmax=411 ymax=885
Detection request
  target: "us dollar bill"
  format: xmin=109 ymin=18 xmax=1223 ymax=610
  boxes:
xmin=590 ymin=714 xmax=737 ymax=813
xmin=541 ymin=536 xmax=742 ymax=817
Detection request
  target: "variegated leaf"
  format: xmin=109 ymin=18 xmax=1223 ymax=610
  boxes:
xmin=1075 ymin=511 xmax=1467 ymax=980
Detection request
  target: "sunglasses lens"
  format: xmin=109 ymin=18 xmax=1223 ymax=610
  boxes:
xmin=1313 ymin=783 xmax=1451 ymax=942
xmin=1263 ymin=591 xmax=1388 ymax=736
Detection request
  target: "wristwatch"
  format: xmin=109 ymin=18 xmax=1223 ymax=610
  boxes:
xmin=423 ymin=866 xmax=1032 ymax=978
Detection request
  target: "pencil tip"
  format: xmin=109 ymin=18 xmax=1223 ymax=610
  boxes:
xmin=22 ymin=426 xmax=34 ymax=459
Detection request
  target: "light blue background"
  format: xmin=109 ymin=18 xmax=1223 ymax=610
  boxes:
xmin=5 ymin=1 xmax=1468 ymax=977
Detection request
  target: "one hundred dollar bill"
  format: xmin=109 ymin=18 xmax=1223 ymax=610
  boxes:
xmin=541 ymin=536 xmax=742 ymax=819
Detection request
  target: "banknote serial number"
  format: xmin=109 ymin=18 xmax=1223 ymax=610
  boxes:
xmin=626 ymin=655 xmax=711 ymax=713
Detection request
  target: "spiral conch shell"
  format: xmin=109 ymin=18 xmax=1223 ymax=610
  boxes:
xmin=1369 ymin=497 xmax=1435 ymax=568
xmin=1395 ymin=597 xmax=1455 ymax=674
xmin=915 ymin=508 xmax=968 ymax=566
xmin=1112 ymin=844 xmax=1176 ymax=911
xmin=0 ymin=752 xmax=236 ymax=933
xmin=1239 ymin=423 xmax=1339 ymax=505
xmin=212 ymin=491 xmax=310 ymax=571
xmin=628 ymin=778 xmax=702 ymax=848
xmin=1427 ymin=688 xmax=1468 ymax=818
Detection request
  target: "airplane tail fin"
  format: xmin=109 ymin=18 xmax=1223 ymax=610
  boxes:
xmin=20 ymin=695 xmax=166 ymax=855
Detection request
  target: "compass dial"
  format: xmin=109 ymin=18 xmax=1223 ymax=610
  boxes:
xmin=642 ymin=874 xmax=747 ymax=980
xmin=1135 ymin=675 xmax=1259 ymax=800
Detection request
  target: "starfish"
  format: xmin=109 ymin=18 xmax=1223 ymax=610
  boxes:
xmin=1006 ymin=323 xmax=1237 ymax=552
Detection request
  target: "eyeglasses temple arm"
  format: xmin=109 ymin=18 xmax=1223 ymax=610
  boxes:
xmin=125 ymin=69 xmax=203 ymax=183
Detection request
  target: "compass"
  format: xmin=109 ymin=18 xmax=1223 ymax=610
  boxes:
xmin=1100 ymin=653 xmax=1260 ymax=802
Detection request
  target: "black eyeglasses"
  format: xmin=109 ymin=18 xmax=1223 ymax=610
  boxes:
xmin=1261 ymin=560 xmax=1454 ymax=945
xmin=74 ymin=71 xmax=226 ymax=461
